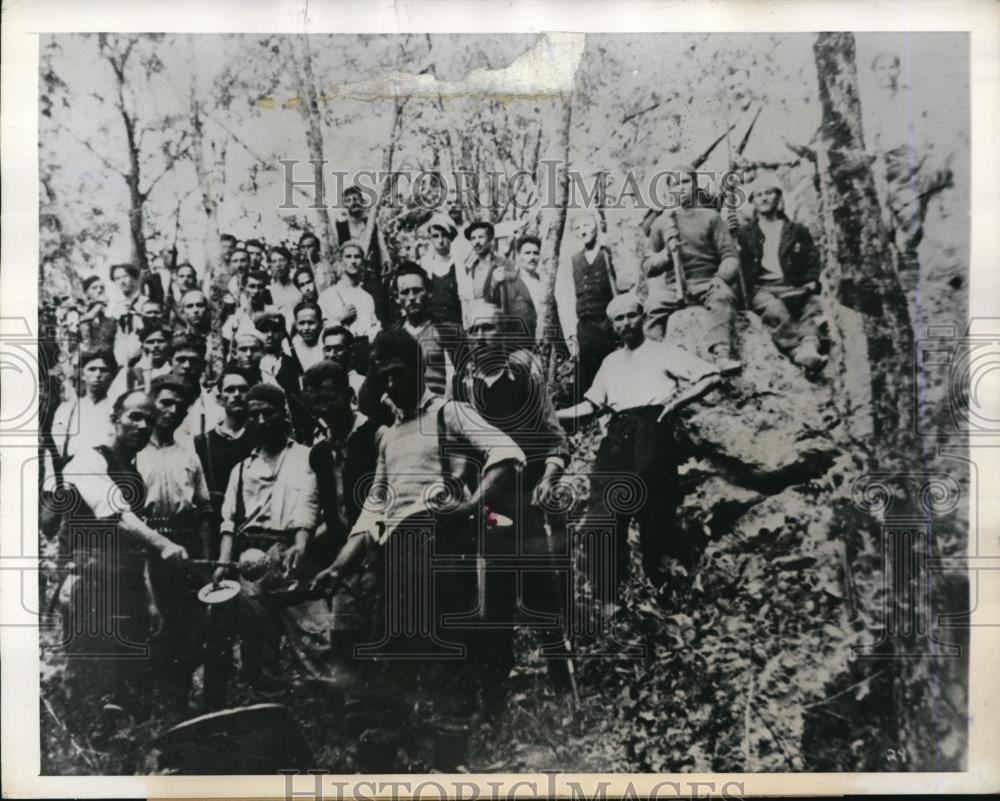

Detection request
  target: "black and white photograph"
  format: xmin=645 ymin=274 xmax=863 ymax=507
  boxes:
xmin=2 ymin=0 xmax=998 ymax=795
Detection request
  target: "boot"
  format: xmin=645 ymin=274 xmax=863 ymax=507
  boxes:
xmin=707 ymin=343 xmax=741 ymax=377
xmin=792 ymin=336 xmax=826 ymax=373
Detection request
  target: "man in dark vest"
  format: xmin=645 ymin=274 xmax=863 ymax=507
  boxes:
xmin=58 ymin=389 xmax=189 ymax=732
xmin=419 ymin=213 xmax=465 ymax=328
xmin=454 ymin=300 xmax=574 ymax=691
xmin=554 ymin=210 xmax=621 ymax=391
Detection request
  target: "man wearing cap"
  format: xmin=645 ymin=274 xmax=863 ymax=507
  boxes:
xmin=557 ymin=294 xmax=721 ymax=594
xmin=643 ymin=165 xmax=741 ymax=373
xmin=465 ymin=220 xmax=536 ymax=337
xmin=254 ymin=311 xmax=310 ymax=441
xmin=420 ymin=213 xmax=467 ymax=327
xmin=213 ymin=382 xmax=320 ymax=686
xmin=737 ymin=172 xmax=825 ymax=372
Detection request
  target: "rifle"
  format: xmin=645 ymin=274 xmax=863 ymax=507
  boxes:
xmin=601 ymin=243 xmax=620 ymax=298
xmin=723 ymin=104 xmax=761 ymax=310
xmin=640 ymin=118 xmax=742 ymax=237
xmin=664 ymin=209 xmax=688 ymax=306
xmin=543 ymin=519 xmax=580 ymax=706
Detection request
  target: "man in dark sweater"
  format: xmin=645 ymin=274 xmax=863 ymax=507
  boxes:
xmin=193 ymin=366 xmax=258 ymax=552
xmin=301 ymin=360 xmax=379 ymax=669
xmin=737 ymin=172 xmax=825 ymax=372
xmin=643 ymin=165 xmax=741 ymax=374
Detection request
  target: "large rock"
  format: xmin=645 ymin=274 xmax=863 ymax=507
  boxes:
xmin=667 ymin=309 xmax=840 ymax=490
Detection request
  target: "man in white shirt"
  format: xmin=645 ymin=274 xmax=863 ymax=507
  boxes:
xmin=169 ymin=333 xmax=223 ymax=449
xmin=317 ymin=242 xmax=381 ymax=340
xmin=51 ymin=348 xmax=117 ymax=462
xmin=291 ymin=301 xmax=325 ymax=371
xmin=557 ymin=293 xmax=721 ymax=595
xmin=213 ymin=383 xmax=320 ymax=684
xmin=267 ymin=245 xmax=303 ymax=331
xmin=514 ymin=234 xmax=545 ymax=322
xmin=136 ymin=374 xmax=213 ymax=711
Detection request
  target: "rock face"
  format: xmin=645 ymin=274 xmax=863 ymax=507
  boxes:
xmin=562 ymin=307 xmax=843 ymax=548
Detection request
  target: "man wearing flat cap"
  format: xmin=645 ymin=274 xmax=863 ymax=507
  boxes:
xmin=254 ymin=311 xmax=310 ymax=439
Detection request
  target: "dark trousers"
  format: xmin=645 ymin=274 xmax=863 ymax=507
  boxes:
xmin=147 ymin=524 xmax=206 ymax=710
xmin=584 ymin=408 xmax=679 ymax=593
xmin=61 ymin=530 xmax=152 ymax=729
xmin=576 ymin=317 xmax=618 ymax=395
xmin=346 ymin=515 xmax=500 ymax=770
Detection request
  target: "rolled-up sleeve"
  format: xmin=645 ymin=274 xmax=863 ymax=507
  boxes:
xmin=219 ymin=462 xmax=241 ymax=536
xmin=286 ymin=450 xmax=319 ymax=532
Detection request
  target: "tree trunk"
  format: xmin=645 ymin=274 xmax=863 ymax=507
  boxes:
xmin=290 ymin=36 xmax=337 ymax=281
xmin=188 ymin=82 xmax=223 ymax=293
xmin=812 ymin=32 xmax=916 ymax=463
xmin=110 ymin=53 xmax=149 ymax=275
xmin=538 ymin=94 xmax=573 ymax=344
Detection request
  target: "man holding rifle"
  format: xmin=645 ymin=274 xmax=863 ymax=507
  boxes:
xmin=643 ymin=165 xmax=742 ymax=375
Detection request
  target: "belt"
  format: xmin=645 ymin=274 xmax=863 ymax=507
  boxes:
xmin=608 ymin=405 xmax=667 ymax=424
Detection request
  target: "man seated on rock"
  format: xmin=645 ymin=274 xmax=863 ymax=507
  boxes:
xmin=737 ymin=172 xmax=826 ymax=373
xmin=556 ymin=293 xmax=721 ymax=596
xmin=643 ymin=165 xmax=741 ymax=375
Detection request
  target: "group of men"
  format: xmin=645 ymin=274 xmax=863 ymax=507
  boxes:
xmin=41 ymin=160 xmax=833 ymax=770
